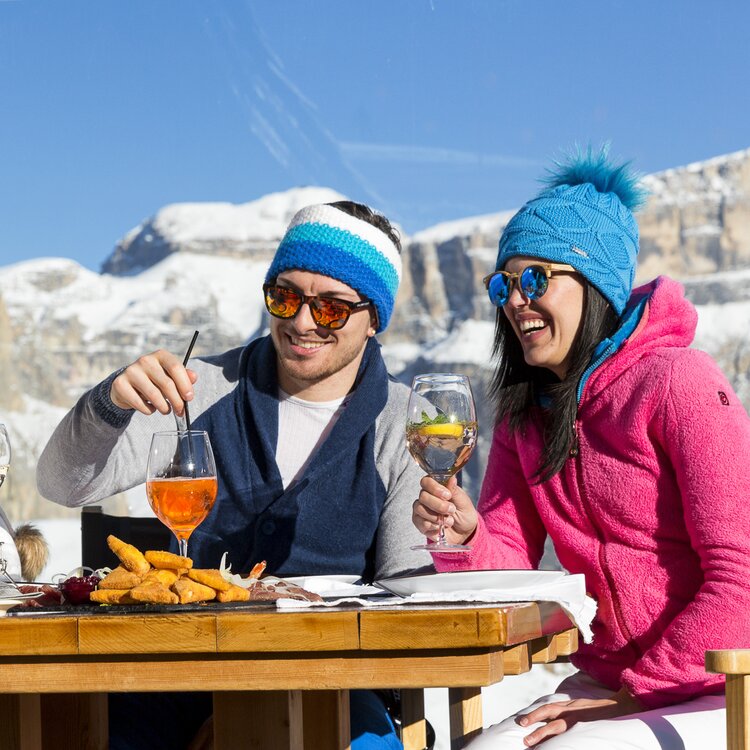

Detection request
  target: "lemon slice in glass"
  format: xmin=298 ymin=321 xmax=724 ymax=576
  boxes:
xmin=417 ymin=423 xmax=464 ymax=438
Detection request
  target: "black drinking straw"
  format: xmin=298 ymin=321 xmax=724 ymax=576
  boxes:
xmin=181 ymin=330 xmax=199 ymax=432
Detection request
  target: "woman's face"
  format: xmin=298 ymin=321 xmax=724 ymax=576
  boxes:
xmin=502 ymin=256 xmax=585 ymax=379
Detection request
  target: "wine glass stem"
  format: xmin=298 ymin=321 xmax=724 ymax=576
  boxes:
xmin=433 ymin=473 xmax=452 ymax=546
xmin=177 ymin=538 xmax=189 ymax=559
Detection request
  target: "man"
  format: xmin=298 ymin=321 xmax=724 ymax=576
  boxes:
xmin=37 ymin=200 xmax=431 ymax=749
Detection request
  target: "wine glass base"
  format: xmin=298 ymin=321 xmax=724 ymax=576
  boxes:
xmin=410 ymin=543 xmax=470 ymax=553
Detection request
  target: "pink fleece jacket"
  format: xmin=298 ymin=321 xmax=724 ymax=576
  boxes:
xmin=434 ymin=276 xmax=750 ymax=709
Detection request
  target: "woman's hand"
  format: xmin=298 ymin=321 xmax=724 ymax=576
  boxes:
xmin=110 ymin=349 xmax=198 ymax=417
xmin=517 ymin=688 xmax=642 ymax=746
xmin=412 ymin=475 xmax=478 ymax=545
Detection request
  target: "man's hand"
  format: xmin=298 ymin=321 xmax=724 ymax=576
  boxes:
xmin=110 ymin=349 xmax=198 ymax=417
xmin=517 ymin=688 xmax=642 ymax=746
xmin=412 ymin=475 xmax=478 ymax=545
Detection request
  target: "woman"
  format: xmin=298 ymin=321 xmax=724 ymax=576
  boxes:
xmin=412 ymin=147 xmax=750 ymax=748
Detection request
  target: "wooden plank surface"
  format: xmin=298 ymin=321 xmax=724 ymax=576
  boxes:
xmin=502 ymin=602 xmax=574 ymax=647
xmin=359 ymin=609 xmax=489 ymax=650
xmin=0 ymin=649 xmax=505 ymax=692
xmin=725 ymin=674 xmax=750 ymax=750
xmin=78 ymin=614 xmax=216 ymax=655
xmin=553 ymin=628 xmax=578 ymax=656
xmin=214 ymin=690 xmax=303 ymax=750
xmin=218 ymin=611 xmax=359 ymax=652
xmin=0 ymin=694 xmax=41 ymax=750
xmin=501 ymin=643 xmax=532 ymax=675
xmin=0 ymin=618 xmax=78 ymax=656
xmin=41 ymin=693 xmax=108 ymax=750
xmin=302 ymin=690 xmax=350 ymax=750
xmin=448 ymin=687 xmax=482 ymax=750
xmin=401 ymin=689 xmax=427 ymax=750
xmin=707 ymin=649 xmax=750 ymax=675
xmin=0 ymin=603 xmax=574 ymax=656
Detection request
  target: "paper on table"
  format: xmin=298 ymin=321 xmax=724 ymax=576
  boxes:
xmin=276 ymin=573 xmax=596 ymax=643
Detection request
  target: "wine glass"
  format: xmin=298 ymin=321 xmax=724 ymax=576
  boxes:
xmin=0 ymin=424 xmax=17 ymax=586
xmin=0 ymin=424 xmax=10 ymax=491
xmin=406 ymin=374 xmax=477 ymax=552
xmin=146 ymin=431 xmax=218 ymax=559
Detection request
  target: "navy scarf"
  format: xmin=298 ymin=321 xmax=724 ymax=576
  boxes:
xmin=189 ymin=335 xmax=389 ymax=580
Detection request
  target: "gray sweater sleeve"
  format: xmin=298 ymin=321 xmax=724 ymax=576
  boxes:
xmin=373 ymin=379 xmax=435 ymax=579
xmin=36 ymin=355 xmax=238 ymax=507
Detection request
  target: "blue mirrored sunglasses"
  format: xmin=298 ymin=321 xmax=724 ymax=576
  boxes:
xmin=482 ymin=263 xmax=578 ymax=308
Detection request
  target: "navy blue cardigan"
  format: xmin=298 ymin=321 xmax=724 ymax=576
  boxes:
xmin=190 ymin=335 xmax=389 ymax=580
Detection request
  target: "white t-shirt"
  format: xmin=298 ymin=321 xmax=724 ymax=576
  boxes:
xmin=276 ymin=389 xmax=351 ymax=489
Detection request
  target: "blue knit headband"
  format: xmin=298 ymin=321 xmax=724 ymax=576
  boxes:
xmin=266 ymin=204 xmax=402 ymax=332
xmin=496 ymin=147 xmax=646 ymax=315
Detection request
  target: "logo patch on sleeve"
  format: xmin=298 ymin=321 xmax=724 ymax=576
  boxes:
xmin=718 ymin=391 xmax=730 ymax=406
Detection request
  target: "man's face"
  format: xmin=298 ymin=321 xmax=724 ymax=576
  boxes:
xmin=269 ymin=270 xmax=376 ymax=398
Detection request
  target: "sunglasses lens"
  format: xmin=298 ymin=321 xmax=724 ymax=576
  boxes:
xmin=265 ymin=286 xmax=302 ymax=318
xmin=487 ymin=274 xmax=510 ymax=307
xmin=312 ymin=298 xmax=351 ymax=329
xmin=520 ymin=266 xmax=549 ymax=299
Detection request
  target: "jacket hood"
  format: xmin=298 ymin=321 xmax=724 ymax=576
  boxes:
xmin=583 ymin=275 xmax=698 ymax=401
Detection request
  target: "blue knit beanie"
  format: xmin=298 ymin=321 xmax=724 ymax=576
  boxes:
xmin=496 ymin=146 xmax=647 ymax=315
xmin=265 ymin=204 xmax=402 ymax=332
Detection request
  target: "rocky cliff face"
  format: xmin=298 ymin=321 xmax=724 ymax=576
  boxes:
xmin=2 ymin=150 xmax=750 ymax=519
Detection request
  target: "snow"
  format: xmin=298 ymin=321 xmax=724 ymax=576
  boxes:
xmin=412 ymin=209 xmax=515 ymax=245
xmin=32 ymin=516 xmax=575 ymax=749
xmin=0 ymin=396 xmax=68 ymax=459
xmin=128 ymin=186 xmax=348 ymax=247
xmin=426 ymin=319 xmax=496 ymax=366
xmin=2 ymin=252 xmax=269 ymax=343
xmin=694 ymin=300 xmax=750 ymax=347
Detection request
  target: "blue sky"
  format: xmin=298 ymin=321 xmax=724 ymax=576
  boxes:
xmin=1 ymin=0 xmax=749 ymax=271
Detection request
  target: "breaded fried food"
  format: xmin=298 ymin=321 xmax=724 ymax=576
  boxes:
xmin=187 ymin=568 xmax=232 ymax=592
xmin=90 ymin=588 xmax=136 ymax=605
xmin=216 ymin=584 xmax=251 ymax=603
xmin=143 ymin=568 xmax=179 ymax=587
xmin=172 ymin=577 xmax=217 ymax=604
xmin=145 ymin=550 xmax=193 ymax=570
xmin=129 ymin=581 xmax=179 ymax=605
xmin=99 ymin=566 xmax=143 ymax=590
xmin=107 ymin=535 xmax=151 ymax=576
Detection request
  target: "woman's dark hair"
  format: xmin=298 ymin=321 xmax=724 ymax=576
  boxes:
xmin=488 ymin=280 xmax=619 ymax=482
xmin=326 ymin=200 xmax=402 ymax=254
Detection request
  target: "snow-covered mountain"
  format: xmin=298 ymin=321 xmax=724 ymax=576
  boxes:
xmin=2 ymin=151 xmax=750 ymax=521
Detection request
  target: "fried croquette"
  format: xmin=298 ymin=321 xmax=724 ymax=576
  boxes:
xmin=106 ymin=535 xmax=151 ymax=576
xmin=143 ymin=568 xmax=180 ymax=587
xmin=128 ymin=581 xmax=179 ymax=605
xmin=145 ymin=550 xmax=193 ymax=570
xmin=99 ymin=566 xmax=143 ymax=590
xmin=90 ymin=589 xmax=137 ymax=605
xmin=187 ymin=568 xmax=232 ymax=592
xmin=216 ymin=584 xmax=251 ymax=603
xmin=172 ymin=577 xmax=217 ymax=604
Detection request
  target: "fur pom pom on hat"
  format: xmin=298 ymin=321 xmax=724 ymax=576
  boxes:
xmin=496 ymin=145 xmax=648 ymax=315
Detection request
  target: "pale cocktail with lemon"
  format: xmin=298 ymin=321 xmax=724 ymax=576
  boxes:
xmin=406 ymin=415 xmax=477 ymax=481
xmin=406 ymin=373 xmax=478 ymax=551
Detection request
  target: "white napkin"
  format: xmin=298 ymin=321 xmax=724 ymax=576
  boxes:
xmin=276 ymin=573 xmax=596 ymax=643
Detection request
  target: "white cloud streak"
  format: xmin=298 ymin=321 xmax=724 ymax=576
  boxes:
xmin=341 ymin=142 xmax=542 ymax=168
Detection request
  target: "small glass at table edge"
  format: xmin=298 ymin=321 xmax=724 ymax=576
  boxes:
xmin=410 ymin=542 xmax=470 ymax=553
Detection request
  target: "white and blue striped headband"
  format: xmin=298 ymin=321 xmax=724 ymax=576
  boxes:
xmin=265 ymin=204 xmax=402 ymax=332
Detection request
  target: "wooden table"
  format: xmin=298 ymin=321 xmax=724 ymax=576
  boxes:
xmin=0 ymin=601 xmax=577 ymax=750
xmin=706 ymin=649 xmax=750 ymax=750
